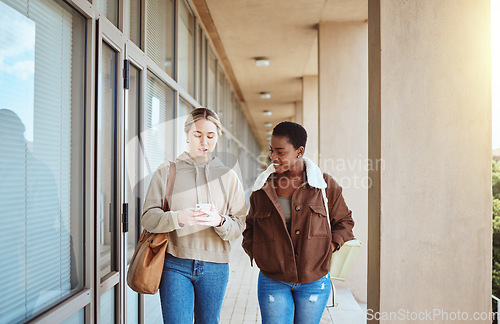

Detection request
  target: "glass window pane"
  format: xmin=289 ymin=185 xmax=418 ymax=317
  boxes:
xmin=100 ymin=287 xmax=115 ymax=324
xmin=0 ymin=0 xmax=85 ymax=322
xmin=177 ymin=100 xmax=192 ymax=156
xmin=207 ymin=50 xmax=216 ymax=110
xmin=144 ymin=293 xmax=162 ymax=323
xmin=217 ymin=68 xmax=225 ymax=115
xmin=146 ymin=0 xmax=174 ymax=76
xmin=202 ymin=35 xmax=207 ymax=106
xmin=197 ymin=26 xmax=204 ymax=104
xmin=127 ymin=286 xmax=139 ymax=324
xmin=229 ymin=92 xmax=236 ymax=133
xmin=143 ymin=72 xmax=175 ymax=174
xmin=224 ymin=82 xmax=232 ymax=132
xmin=178 ymin=0 xmax=195 ymax=95
xmin=96 ymin=0 xmax=118 ymax=26
xmin=62 ymin=308 xmax=85 ymax=324
xmin=125 ymin=0 xmax=141 ymax=47
xmin=98 ymin=42 xmax=118 ymax=278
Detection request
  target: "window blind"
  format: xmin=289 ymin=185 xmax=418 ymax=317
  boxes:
xmin=177 ymin=100 xmax=193 ymax=157
xmin=0 ymin=0 xmax=84 ymax=322
xmin=177 ymin=0 xmax=195 ymax=95
xmin=207 ymin=51 xmax=217 ymax=110
xmin=144 ymin=73 xmax=175 ymax=174
xmin=146 ymin=0 xmax=174 ymax=76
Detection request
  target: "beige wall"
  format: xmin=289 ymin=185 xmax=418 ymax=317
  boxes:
xmin=319 ymin=21 xmax=368 ymax=303
xmin=295 ymin=101 xmax=303 ymax=125
xmin=302 ymin=76 xmax=319 ymax=164
xmin=368 ymin=0 xmax=491 ymax=322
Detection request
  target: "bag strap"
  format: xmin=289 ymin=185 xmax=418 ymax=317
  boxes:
xmin=163 ymin=162 xmax=176 ymax=212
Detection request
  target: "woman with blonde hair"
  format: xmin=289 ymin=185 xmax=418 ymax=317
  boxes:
xmin=141 ymin=108 xmax=246 ymax=323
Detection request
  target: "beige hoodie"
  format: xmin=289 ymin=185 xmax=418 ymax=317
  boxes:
xmin=141 ymin=152 xmax=247 ymax=263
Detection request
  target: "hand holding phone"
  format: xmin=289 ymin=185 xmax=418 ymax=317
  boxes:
xmin=195 ymin=203 xmax=212 ymax=211
xmin=193 ymin=202 xmax=222 ymax=227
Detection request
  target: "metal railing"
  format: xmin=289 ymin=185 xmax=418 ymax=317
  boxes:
xmin=493 ymin=295 xmax=499 ymax=324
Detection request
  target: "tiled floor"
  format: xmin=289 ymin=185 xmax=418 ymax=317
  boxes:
xmin=220 ymin=237 xmax=335 ymax=323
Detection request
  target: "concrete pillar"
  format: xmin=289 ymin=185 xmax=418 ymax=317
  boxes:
xmin=319 ymin=22 xmax=368 ymax=303
xmin=302 ymin=76 xmax=319 ymax=164
xmin=294 ymin=101 xmax=303 ymax=125
xmin=368 ymin=1 xmax=491 ymax=322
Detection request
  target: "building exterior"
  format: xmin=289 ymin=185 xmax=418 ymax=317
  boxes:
xmin=0 ymin=0 xmax=260 ymax=322
xmin=0 ymin=0 xmax=492 ymax=323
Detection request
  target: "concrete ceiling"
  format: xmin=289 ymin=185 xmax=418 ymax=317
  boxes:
xmin=198 ymin=0 xmax=367 ymax=150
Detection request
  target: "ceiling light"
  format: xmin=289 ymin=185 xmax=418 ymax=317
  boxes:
xmin=265 ymin=122 xmax=272 ymax=127
xmin=266 ymin=130 xmax=272 ymax=135
xmin=255 ymin=57 xmax=270 ymax=67
xmin=266 ymin=136 xmax=271 ymax=141
xmin=263 ymin=110 xmax=272 ymax=116
xmin=260 ymin=92 xmax=271 ymax=99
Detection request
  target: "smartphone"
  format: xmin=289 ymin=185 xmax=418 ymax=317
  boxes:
xmin=195 ymin=203 xmax=212 ymax=211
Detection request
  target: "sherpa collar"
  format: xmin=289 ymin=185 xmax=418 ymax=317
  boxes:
xmin=252 ymin=156 xmax=327 ymax=191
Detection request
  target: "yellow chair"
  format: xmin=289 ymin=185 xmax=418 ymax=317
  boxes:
xmin=330 ymin=238 xmax=362 ymax=281
xmin=321 ymin=188 xmax=361 ymax=307
xmin=327 ymin=238 xmax=362 ymax=307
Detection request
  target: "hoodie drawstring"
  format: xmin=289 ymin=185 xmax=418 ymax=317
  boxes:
xmin=194 ymin=163 xmax=213 ymax=204
xmin=194 ymin=165 xmax=201 ymax=204
xmin=205 ymin=164 xmax=213 ymax=203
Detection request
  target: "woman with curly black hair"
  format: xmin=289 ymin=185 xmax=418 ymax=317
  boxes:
xmin=242 ymin=121 xmax=355 ymax=323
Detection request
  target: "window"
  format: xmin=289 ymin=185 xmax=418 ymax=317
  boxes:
xmin=177 ymin=0 xmax=195 ymax=95
xmin=0 ymin=0 xmax=86 ymax=322
xmin=217 ymin=68 xmax=225 ymax=115
xmin=96 ymin=0 xmax=119 ymax=26
xmin=177 ymin=99 xmax=193 ymax=156
xmin=207 ymin=50 xmax=217 ymax=110
xmin=146 ymin=0 xmax=175 ymax=77
xmin=125 ymin=0 xmax=141 ymax=47
xmin=144 ymin=72 xmax=175 ymax=174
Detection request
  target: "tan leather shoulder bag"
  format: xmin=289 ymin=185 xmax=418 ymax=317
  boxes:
xmin=127 ymin=161 xmax=176 ymax=294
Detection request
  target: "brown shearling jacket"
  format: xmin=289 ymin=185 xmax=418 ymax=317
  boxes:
xmin=242 ymin=157 xmax=354 ymax=284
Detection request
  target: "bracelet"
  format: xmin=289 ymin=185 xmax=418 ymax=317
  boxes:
xmin=218 ymin=215 xmax=226 ymax=227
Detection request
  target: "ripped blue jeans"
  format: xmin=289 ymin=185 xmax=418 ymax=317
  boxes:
xmin=257 ymin=272 xmax=330 ymax=324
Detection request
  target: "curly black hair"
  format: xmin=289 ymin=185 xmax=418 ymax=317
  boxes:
xmin=272 ymin=121 xmax=307 ymax=150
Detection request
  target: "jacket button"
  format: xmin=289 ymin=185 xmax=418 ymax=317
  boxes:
xmin=295 ymin=230 xmax=300 ymax=235
xmin=295 ymin=253 xmax=298 ymax=257
xmin=295 ymin=206 xmax=301 ymax=211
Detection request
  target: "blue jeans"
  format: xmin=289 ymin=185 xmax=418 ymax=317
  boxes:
xmin=257 ymin=272 xmax=331 ymax=324
xmin=159 ymin=253 xmax=229 ymax=324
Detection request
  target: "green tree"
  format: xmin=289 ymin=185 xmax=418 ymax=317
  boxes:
xmin=492 ymin=199 xmax=500 ymax=297
xmin=492 ymin=160 xmax=500 ymax=297
xmin=493 ymin=160 xmax=500 ymax=200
